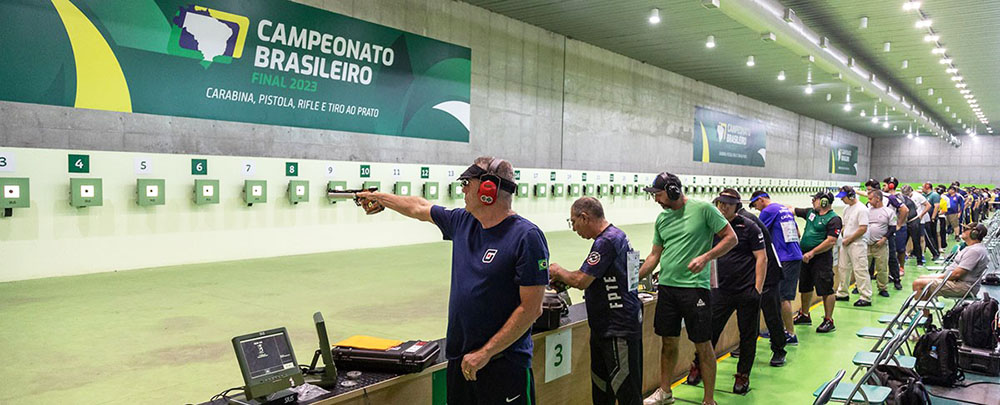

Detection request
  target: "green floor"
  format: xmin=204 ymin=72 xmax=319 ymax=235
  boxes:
xmin=668 ymin=259 xmax=987 ymax=405
xmin=2 ymin=221 xmax=993 ymax=404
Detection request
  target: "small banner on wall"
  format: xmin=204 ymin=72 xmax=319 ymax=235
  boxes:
xmin=0 ymin=0 xmax=472 ymax=142
xmin=830 ymin=143 xmax=859 ymax=175
xmin=692 ymin=107 xmax=767 ymax=167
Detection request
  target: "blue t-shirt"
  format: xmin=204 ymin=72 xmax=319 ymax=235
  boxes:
xmin=759 ymin=203 xmax=803 ymax=262
xmin=579 ymin=225 xmax=642 ymax=339
xmin=430 ymin=206 xmax=550 ymax=368
xmin=946 ymin=194 xmax=962 ymax=214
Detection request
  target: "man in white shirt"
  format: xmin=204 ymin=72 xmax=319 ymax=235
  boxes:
xmin=834 ymin=186 xmax=869 ymax=305
xmin=901 ymin=185 xmax=932 ymax=267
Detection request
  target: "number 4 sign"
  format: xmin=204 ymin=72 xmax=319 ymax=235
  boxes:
xmin=544 ymin=329 xmax=572 ymax=382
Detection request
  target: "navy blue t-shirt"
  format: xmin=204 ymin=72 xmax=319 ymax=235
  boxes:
xmin=430 ymin=206 xmax=550 ymax=368
xmin=579 ymin=225 xmax=642 ymax=339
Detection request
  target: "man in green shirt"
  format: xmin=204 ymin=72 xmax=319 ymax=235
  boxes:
xmin=789 ymin=192 xmax=843 ymax=333
xmin=639 ymin=172 xmax=737 ymax=405
xmin=922 ymin=182 xmax=942 ymax=260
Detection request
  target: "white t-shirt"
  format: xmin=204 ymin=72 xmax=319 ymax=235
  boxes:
xmin=909 ymin=192 xmax=930 ymax=223
xmin=841 ymin=202 xmax=870 ymax=244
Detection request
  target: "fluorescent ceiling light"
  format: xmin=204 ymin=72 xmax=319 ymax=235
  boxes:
xmin=706 ymin=35 xmax=716 ymax=48
xmin=903 ymin=1 xmax=922 ymax=11
xmin=939 ymin=58 xmax=952 ymax=64
xmin=777 ymin=70 xmax=785 ymax=80
xmin=924 ymin=34 xmax=940 ymax=42
xmin=932 ymin=47 xmax=947 ymax=54
xmin=747 ymin=55 xmax=755 ymax=67
xmin=649 ymin=8 xmax=661 ymax=24
xmin=915 ymin=19 xmax=932 ymax=28
xmin=946 ymin=68 xmax=958 ymax=74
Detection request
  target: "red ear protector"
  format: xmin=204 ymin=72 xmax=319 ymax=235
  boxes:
xmin=478 ymin=159 xmax=505 ymax=205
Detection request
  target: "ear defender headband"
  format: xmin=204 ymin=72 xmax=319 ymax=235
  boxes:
xmin=665 ymin=176 xmax=682 ymax=201
xmin=476 ymin=159 xmax=516 ymax=205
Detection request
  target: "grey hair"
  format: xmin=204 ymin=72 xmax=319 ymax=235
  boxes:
xmin=571 ymin=197 xmax=605 ymax=219
xmin=868 ymin=189 xmax=883 ymax=201
xmin=900 ymin=184 xmax=914 ymax=195
xmin=474 ymin=156 xmax=515 ymax=203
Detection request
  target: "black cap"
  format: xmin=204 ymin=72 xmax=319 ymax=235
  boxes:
xmin=713 ymin=188 xmax=741 ymax=205
xmin=836 ymin=185 xmax=856 ymax=198
xmin=643 ymin=172 xmax=681 ymax=193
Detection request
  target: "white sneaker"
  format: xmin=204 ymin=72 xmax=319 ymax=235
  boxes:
xmin=644 ymin=388 xmax=675 ymax=405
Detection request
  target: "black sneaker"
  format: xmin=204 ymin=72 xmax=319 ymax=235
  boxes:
xmin=835 ymin=295 xmax=850 ymax=302
xmin=686 ymin=362 xmax=701 ymax=386
xmin=852 ymin=287 xmax=860 ymax=294
xmin=769 ymin=351 xmax=786 ymax=367
xmin=817 ymin=318 xmax=836 ymax=333
xmin=793 ymin=312 xmax=812 ymax=325
xmin=730 ymin=348 xmax=741 ymax=358
xmin=733 ymin=373 xmax=750 ymax=395
xmin=879 ymin=290 xmax=891 ymax=297
xmin=854 ymin=299 xmax=872 ymax=307
xmin=894 ymin=281 xmax=903 ymax=290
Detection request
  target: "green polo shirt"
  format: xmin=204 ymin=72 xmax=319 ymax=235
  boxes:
xmin=795 ymin=208 xmax=843 ymax=251
xmin=652 ymin=199 xmax=729 ymax=289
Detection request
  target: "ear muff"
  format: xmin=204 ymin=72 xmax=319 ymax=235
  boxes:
xmin=970 ymin=227 xmax=982 ymax=241
xmin=477 ymin=159 xmax=505 ymax=205
xmin=665 ymin=178 xmax=682 ymax=200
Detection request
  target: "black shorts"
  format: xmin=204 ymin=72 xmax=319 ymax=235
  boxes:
xmin=447 ymin=357 xmax=535 ymax=405
xmin=654 ymin=285 xmax=712 ymax=343
xmin=799 ymin=250 xmax=834 ymax=296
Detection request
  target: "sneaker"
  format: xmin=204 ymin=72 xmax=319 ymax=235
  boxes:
xmin=785 ymin=332 xmax=799 ymax=346
xmin=854 ymin=299 xmax=872 ymax=307
xmin=760 ymin=330 xmax=771 ymax=339
xmin=733 ymin=373 xmax=750 ymax=395
xmin=686 ymin=362 xmax=702 ymax=386
xmin=769 ymin=351 xmax=786 ymax=367
xmin=852 ymin=287 xmax=860 ymax=294
xmin=835 ymin=295 xmax=850 ymax=302
xmin=817 ymin=318 xmax=836 ymax=333
xmin=643 ymin=388 xmax=675 ymax=405
xmin=793 ymin=312 xmax=812 ymax=325
xmin=730 ymin=348 xmax=740 ymax=358
xmin=879 ymin=289 xmax=891 ymax=298
xmin=894 ymin=281 xmax=903 ymax=290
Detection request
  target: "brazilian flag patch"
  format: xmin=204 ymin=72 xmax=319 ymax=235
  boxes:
xmin=538 ymin=259 xmax=548 ymax=271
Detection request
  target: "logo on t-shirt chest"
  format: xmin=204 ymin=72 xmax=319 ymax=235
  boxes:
xmin=482 ymin=248 xmax=498 ymax=263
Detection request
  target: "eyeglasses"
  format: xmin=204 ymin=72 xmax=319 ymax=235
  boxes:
xmin=566 ymin=217 xmax=577 ymax=229
xmin=460 ymin=179 xmax=470 ymax=188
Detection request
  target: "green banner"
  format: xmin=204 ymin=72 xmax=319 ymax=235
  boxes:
xmin=0 ymin=0 xmax=471 ymax=142
xmin=830 ymin=143 xmax=859 ymax=175
xmin=692 ymin=107 xmax=767 ymax=167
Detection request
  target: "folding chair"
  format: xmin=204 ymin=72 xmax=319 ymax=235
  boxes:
xmin=813 ymin=370 xmax=846 ymax=405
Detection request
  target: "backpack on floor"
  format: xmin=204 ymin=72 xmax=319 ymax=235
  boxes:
xmin=983 ymin=273 xmax=1000 ymax=286
xmin=871 ymin=364 xmax=930 ymax=405
xmin=959 ymin=293 xmax=999 ymax=349
xmin=913 ymin=325 xmax=965 ymax=386
xmin=943 ymin=301 xmax=971 ymax=330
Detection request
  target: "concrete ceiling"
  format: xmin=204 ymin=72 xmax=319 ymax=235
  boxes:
xmin=461 ymin=0 xmax=998 ymax=138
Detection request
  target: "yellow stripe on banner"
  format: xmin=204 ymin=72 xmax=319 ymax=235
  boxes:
xmin=51 ymin=0 xmax=132 ymax=112
xmin=831 ymin=150 xmax=837 ymax=174
xmin=700 ymin=122 xmax=711 ymax=163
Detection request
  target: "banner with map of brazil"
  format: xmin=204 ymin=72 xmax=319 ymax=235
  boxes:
xmin=692 ymin=107 xmax=767 ymax=167
xmin=830 ymin=143 xmax=859 ymax=175
xmin=0 ymin=0 xmax=472 ymax=142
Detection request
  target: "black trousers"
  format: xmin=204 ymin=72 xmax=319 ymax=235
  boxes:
xmin=703 ymin=288 xmax=762 ymax=375
xmin=590 ymin=335 xmax=643 ymax=405
xmin=886 ymin=226 xmax=900 ymax=283
xmin=907 ymin=221 xmax=924 ymax=265
xmin=924 ymin=218 xmax=940 ymax=258
xmin=760 ymin=285 xmax=787 ymax=355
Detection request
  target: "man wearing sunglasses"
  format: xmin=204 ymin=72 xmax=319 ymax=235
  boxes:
xmin=550 ymin=197 xmax=643 ymax=405
xmin=357 ymin=156 xmax=548 ymax=405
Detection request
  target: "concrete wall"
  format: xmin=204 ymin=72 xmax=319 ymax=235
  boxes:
xmin=1 ymin=0 xmax=870 ymax=182
xmin=870 ymin=136 xmax=999 ymax=185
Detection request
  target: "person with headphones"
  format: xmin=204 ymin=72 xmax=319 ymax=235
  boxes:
xmin=639 ymin=172 xmax=737 ymax=405
xmin=921 ymin=182 xmax=942 ymax=261
xmin=356 ymin=157 xmax=548 ymax=405
xmin=834 ymin=186 xmax=869 ymax=303
xmin=912 ymin=223 xmax=991 ymax=319
xmin=685 ymin=189 xmax=767 ymax=396
xmin=549 ymin=197 xmax=643 ymax=405
xmin=789 ymin=191 xmax=843 ymax=333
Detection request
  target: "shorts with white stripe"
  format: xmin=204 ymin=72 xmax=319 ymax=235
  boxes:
xmin=590 ymin=335 xmax=642 ymax=405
